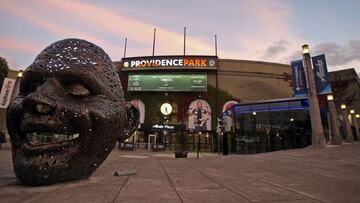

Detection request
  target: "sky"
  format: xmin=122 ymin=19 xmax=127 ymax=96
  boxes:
xmin=0 ymin=0 xmax=359 ymax=73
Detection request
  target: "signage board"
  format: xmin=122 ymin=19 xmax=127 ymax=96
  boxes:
xmin=311 ymin=54 xmax=332 ymax=95
xmin=291 ymin=60 xmax=307 ymax=97
xmin=128 ymin=74 xmax=207 ymax=92
xmin=151 ymin=124 xmax=185 ymax=132
xmin=0 ymin=78 xmax=16 ymax=108
xmin=122 ymin=55 xmax=218 ymax=70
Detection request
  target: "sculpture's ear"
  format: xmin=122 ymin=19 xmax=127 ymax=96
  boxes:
xmin=122 ymin=102 xmax=140 ymax=139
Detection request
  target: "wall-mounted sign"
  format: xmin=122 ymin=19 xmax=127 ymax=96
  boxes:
xmin=122 ymin=55 xmax=218 ymax=70
xmin=128 ymin=73 xmax=207 ymax=92
xmin=160 ymin=103 xmax=172 ymax=115
xmin=152 ymin=124 xmax=175 ymax=130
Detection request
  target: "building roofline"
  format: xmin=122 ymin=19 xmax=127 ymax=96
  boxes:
xmin=238 ymin=96 xmax=308 ymax=106
xmin=218 ymin=58 xmax=290 ymax=67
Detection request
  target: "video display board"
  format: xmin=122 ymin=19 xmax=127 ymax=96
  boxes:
xmin=128 ymin=74 xmax=207 ymax=92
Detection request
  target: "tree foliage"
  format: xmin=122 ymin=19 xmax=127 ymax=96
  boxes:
xmin=0 ymin=57 xmax=9 ymax=88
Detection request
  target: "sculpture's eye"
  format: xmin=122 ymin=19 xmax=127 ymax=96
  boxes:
xmin=20 ymin=80 xmax=45 ymax=96
xmin=67 ymin=83 xmax=91 ymax=98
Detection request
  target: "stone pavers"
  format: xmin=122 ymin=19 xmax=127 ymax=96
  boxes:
xmin=1 ymin=144 xmax=360 ymax=202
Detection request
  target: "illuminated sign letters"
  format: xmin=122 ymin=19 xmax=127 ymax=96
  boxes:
xmin=122 ymin=55 xmax=218 ymax=70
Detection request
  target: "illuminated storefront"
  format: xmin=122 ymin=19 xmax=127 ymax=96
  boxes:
xmin=224 ymin=97 xmax=311 ymax=154
xmin=115 ymin=55 xmax=294 ymax=152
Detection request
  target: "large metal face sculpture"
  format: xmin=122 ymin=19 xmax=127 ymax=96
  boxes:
xmin=7 ymin=39 xmax=139 ymax=186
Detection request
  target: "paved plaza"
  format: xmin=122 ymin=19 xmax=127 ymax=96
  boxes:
xmin=1 ymin=143 xmax=360 ymax=203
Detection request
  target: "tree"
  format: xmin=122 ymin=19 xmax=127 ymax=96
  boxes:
xmin=0 ymin=57 xmax=9 ymax=88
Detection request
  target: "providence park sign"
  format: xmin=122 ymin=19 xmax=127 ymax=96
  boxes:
xmin=122 ymin=55 xmax=218 ymax=70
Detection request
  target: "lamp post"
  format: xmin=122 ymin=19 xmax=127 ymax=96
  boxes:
xmin=302 ymin=44 xmax=326 ymax=148
xmin=341 ymin=104 xmax=354 ymax=143
xmin=326 ymin=95 xmax=343 ymax=145
xmin=350 ymin=110 xmax=360 ymax=141
xmin=356 ymin=114 xmax=360 ymax=135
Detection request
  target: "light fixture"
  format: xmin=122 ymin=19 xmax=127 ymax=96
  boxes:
xmin=17 ymin=70 xmax=23 ymax=78
xmin=302 ymin=44 xmax=310 ymax=54
xmin=341 ymin=104 xmax=346 ymax=109
xmin=356 ymin=114 xmax=360 ymax=118
xmin=290 ymin=118 xmax=294 ymax=122
xmin=350 ymin=109 xmax=355 ymax=114
xmin=252 ymin=112 xmax=256 ymax=115
xmin=327 ymin=95 xmax=334 ymax=101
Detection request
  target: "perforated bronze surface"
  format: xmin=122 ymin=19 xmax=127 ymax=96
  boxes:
xmin=6 ymin=38 xmax=139 ymax=186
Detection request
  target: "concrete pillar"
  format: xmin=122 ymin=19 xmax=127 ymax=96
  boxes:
xmin=327 ymin=96 xmax=343 ymax=145
xmin=341 ymin=106 xmax=354 ymax=143
xmin=302 ymin=45 xmax=326 ymax=148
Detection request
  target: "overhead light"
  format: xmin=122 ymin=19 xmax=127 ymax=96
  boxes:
xmin=290 ymin=118 xmax=294 ymax=122
xmin=341 ymin=104 xmax=346 ymax=109
xmin=252 ymin=112 xmax=256 ymax=115
xmin=350 ymin=109 xmax=355 ymax=114
xmin=356 ymin=114 xmax=360 ymax=118
xmin=327 ymin=95 xmax=334 ymax=101
xmin=17 ymin=70 xmax=23 ymax=78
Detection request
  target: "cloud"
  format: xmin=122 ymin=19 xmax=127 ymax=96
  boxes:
xmin=261 ymin=39 xmax=291 ymax=59
xmin=38 ymin=0 xmax=217 ymax=56
xmin=311 ymin=40 xmax=360 ymax=66
xmin=0 ymin=37 xmax=41 ymax=54
xmin=287 ymin=40 xmax=360 ymax=72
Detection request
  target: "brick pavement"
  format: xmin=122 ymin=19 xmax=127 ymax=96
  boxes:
xmin=1 ymin=144 xmax=360 ymax=203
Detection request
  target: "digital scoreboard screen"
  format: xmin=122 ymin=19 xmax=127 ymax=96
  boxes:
xmin=128 ymin=74 xmax=207 ymax=92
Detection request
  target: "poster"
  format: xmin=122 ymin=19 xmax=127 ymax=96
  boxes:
xmin=222 ymin=100 xmax=238 ymax=132
xmin=130 ymin=99 xmax=145 ymax=128
xmin=188 ymin=99 xmax=211 ymax=131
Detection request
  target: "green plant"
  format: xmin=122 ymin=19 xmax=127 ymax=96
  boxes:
xmin=0 ymin=57 xmax=9 ymax=87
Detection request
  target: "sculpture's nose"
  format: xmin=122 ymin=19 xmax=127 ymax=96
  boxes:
xmin=22 ymin=86 xmax=56 ymax=115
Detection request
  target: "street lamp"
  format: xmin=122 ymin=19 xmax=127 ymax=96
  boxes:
xmin=327 ymin=95 xmax=334 ymax=101
xmin=350 ymin=109 xmax=355 ymax=114
xmin=302 ymin=44 xmax=310 ymax=54
xmin=327 ymin=94 xmax=343 ymax=145
xmin=302 ymin=44 xmax=326 ymax=147
xmin=340 ymin=104 xmax=354 ymax=143
xmin=17 ymin=70 xmax=23 ymax=78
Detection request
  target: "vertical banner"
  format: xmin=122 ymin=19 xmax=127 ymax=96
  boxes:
xmin=291 ymin=60 xmax=307 ymax=97
xmin=0 ymin=78 xmax=16 ymax=108
xmin=188 ymin=99 xmax=211 ymax=131
xmin=312 ymin=54 xmax=332 ymax=95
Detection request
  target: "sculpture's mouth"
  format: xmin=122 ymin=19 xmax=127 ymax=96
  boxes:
xmin=26 ymin=132 xmax=80 ymax=146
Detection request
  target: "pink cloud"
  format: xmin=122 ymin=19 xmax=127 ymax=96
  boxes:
xmin=39 ymin=0 xmax=219 ymax=56
xmin=0 ymin=0 xmax=304 ymax=64
xmin=0 ymin=37 xmax=41 ymax=54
